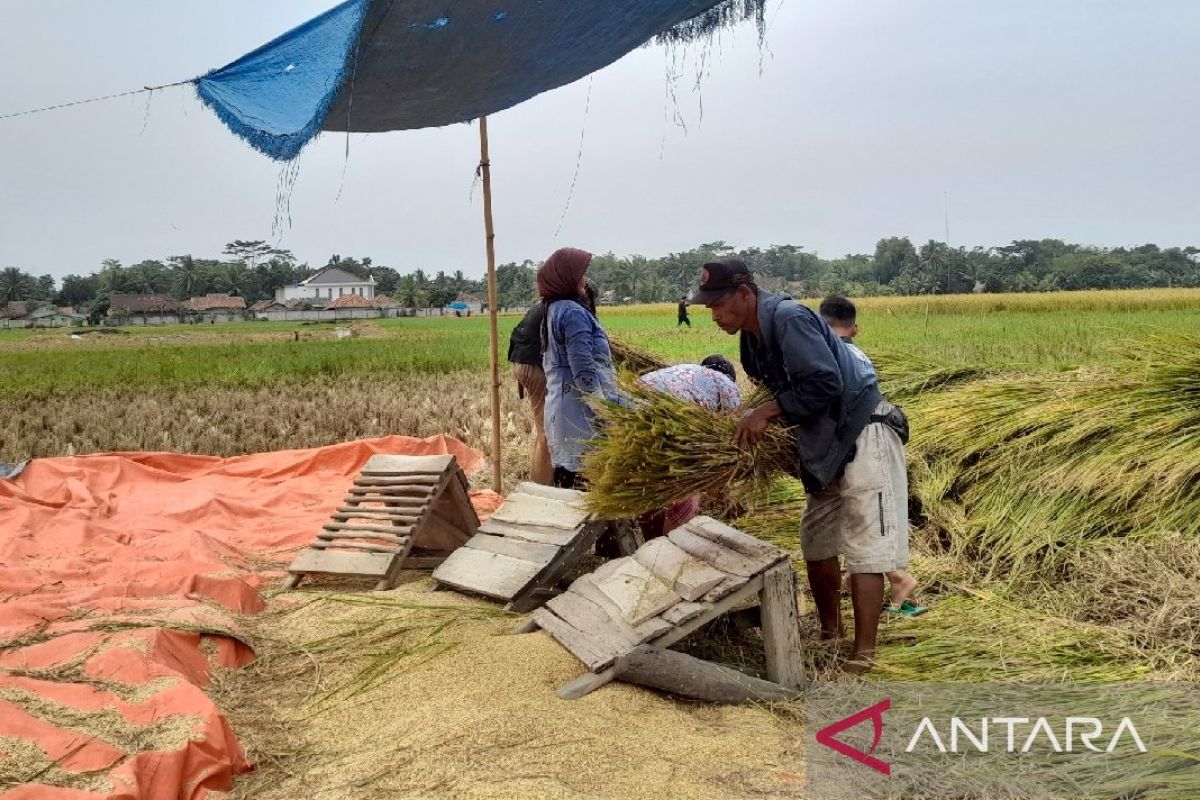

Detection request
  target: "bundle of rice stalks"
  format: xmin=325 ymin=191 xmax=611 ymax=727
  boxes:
xmin=872 ymin=592 xmax=1156 ymax=683
xmin=907 ymin=333 xmax=1200 ymax=579
xmin=583 ymin=381 xmax=793 ymax=518
xmin=607 ymin=336 xmax=669 ymax=374
xmin=874 ymin=351 xmax=999 ymax=401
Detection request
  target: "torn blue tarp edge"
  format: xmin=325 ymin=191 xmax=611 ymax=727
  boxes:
xmin=0 ymin=460 xmax=28 ymax=481
xmin=194 ymin=0 xmax=371 ymax=161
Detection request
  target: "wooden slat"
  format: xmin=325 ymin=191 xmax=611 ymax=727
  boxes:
xmin=545 ymin=592 xmax=637 ymax=651
xmin=347 ymin=485 xmax=435 ymax=497
xmin=316 ymin=530 xmax=410 ymax=544
xmin=556 ymin=575 xmax=766 ymax=699
xmin=592 ymin=558 xmax=680 ymax=625
xmin=510 ymin=481 xmax=588 ymax=508
xmin=505 ymin=522 xmax=604 ymax=613
xmin=568 ymin=575 xmax=673 ymax=646
xmin=342 ymin=495 xmax=429 ymax=508
xmin=668 ymin=527 xmax=766 ymax=578
xmin=661 ymin=602 xmax=710 ymax=625
xmin=532 ymin=608 xmax=618 ymax=672
xmin=490 ymin=492 xmax=590 ymax=530
xmin=333 ymin=509 xmax=422 ymax=521
xmin=354 ymin=475 xmax=442 ymax=487
xmin=306 ymin=542 xmax=404 ymax=554
xmin=700 ymin=576 xmax=748 ymax=603
xmin=323 ymin=523 xmax=415 ymax=536
xmin=432 ymin=547 xmax=545 ymax=600
xmin=478 ymin=520 xmax=581 ymax=547
xmin=463 ymin=533 xmax=559 ymax=566
xmin=688 ymin=517 xmax=787 ymax=563
xmin=634 ymin=538 xmax=727 ymax=601
xmin=362 ymin=454 xmax=455 ymax=475
xmin=440 ymin=472 xmax=482 ymax=532
xmin=288 ymin=549 xmax=395 ymax=578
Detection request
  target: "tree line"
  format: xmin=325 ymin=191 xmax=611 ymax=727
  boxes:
xmin=3 ymin=237 xmax=1198 ymax=316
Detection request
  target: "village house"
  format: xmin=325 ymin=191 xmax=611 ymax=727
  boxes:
xmin=274 ymin=266 xmax=376 ymax=305
xmin=108 ymin=294 xmax=182 ymax=316
xmin=185 ymin=293 xmax=247 ymax=313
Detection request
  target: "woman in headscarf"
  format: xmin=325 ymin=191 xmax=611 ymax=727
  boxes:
xmin=538 ymin=247 xmax=618 ymax=489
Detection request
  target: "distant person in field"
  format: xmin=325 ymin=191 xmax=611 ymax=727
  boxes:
xmin=693 ymin=258 xmax=907 ymax=674
xmin=677 ymin=295 xmax=691 ymax=327
xmin=820 ymin=294 xmax=924 ymax=617
xmin=636 ymin=355 xmax=742 ymax=538
xmin=538 ymin=247 xmax=619 ymax=490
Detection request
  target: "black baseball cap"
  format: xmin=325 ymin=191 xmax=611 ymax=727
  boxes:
xmin=690 ymin=258 xmax=755 ymax=305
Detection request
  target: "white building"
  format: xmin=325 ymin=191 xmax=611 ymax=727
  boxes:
xmin=275 ymin=266 xmax=376 ymax=305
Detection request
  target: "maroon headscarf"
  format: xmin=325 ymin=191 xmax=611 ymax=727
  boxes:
xmin=537 ymin=247 xmax=593 ymax=301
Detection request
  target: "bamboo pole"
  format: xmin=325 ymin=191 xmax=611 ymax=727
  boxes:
xmin=479 ymin=116 xmax=503 ymax=494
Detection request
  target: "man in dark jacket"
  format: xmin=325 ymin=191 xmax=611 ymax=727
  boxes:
xmin=693 ymin=259 xmax=902 ymax=673
xmin=507 ymin=303 xmax=552 ymax=484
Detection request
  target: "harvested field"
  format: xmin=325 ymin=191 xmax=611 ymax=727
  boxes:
xmin=2 ymin=288 xmax=1200 ymax=798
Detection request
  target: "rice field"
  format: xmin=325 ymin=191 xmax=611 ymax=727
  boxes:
xmin=4 ymin=288 xmax=1200 ymax=797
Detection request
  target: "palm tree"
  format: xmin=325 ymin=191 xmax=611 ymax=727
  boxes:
xmin=0 ymin=267 xmax=35 ymax=302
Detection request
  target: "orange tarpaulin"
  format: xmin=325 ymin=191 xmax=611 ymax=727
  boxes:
xmin=0 ymin=436 xmax=498 ymax=800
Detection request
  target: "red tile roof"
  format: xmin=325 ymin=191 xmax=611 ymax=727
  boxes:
xmin=326 ymin=293 xmax=373 ymax=310
xmin=185 ymin=293 xmax=247 ymax=312
xmin=109 ymin=294 xmax=181 ymax=314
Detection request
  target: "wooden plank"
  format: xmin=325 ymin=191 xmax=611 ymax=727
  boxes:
xmin=288 ymin=548 xmax=395 ymax=577
xmin=491 ymin=492 xmax=590 ymax=530
xmin=759 ymin=562 xmax=806 ymax=689
xmin=554 ymin=575 xmax=765 ymax=700
xmin=701 ymin=576 xmax=748 ymax=603
xmin=440 ymin=472 xmax=482 ymax=532
xmin=689 ymin=517 xmax=787 ymax=563
xmin=348 ymin=486 xmax=435 ymax=497
xmin=342 ymin=495 xmax=429 ymax=508
xmin=504 ymin=522 xmax=604 ymax=613
xmin=478 ymin=519 xmax=581 ymax=547
xmin=362 ymin=454 xmax=454 ymax=474
xmin=354 ymin=475 xmax=442 ymax=487
xmin=634 ymin=538 xmax=728 ymax=601
xmin=307 ymin=541 xmax=403 ymax=554
xmin=323 ymin=523 xmax=415 ymax=536
xmin=661 ymin=602 xmax=709 ymax=625
xmin=397 ymin=556 xmax=448 ymax=570
xmin=545 ymin=592 xmax=637 ymax=651
xmin=632 ymin=616 xmax=674 ymax=641
xmin=620 ymin=645 xmax=802 ymax=703
xmin=316 ymin=530 xmax=410 ymax=544
xmin=532 ymin=608 xmax=618 ymax=672
xmin=432 ymin=547 xmax=545 ymax=600
xmin=333 ymin=509 xmax=422 ymax=522
xmin=611 ymin=519 xmax=643 ymax=556
xmin=668 ymin=527 xmax=767 ymax=578
xmin=592 ymin=558 xmax=680 ymax=625
xmin=464 ymin=533 xmax=559 ymax=566
xmin=511 ymin=481 xmax=588 ymax=507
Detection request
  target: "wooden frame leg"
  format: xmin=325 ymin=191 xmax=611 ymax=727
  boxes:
xmin=759 ymin=563 xmax=807 ymax=689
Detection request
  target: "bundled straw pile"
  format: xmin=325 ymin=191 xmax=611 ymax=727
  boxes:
xmin=906 ymin=333 xmax=1200 ymax=578
xmin=607 ymin=337 xmax=669 ymax=374
xmin=583 ymin=381 xmax=792 ymax=518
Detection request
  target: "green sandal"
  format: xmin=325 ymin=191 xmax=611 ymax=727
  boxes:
xmin=885 ymin=599 xmax=928 ymax=617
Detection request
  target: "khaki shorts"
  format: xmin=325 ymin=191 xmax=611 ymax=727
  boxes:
xmin=800 ymin=406 xmax=909 ymax=574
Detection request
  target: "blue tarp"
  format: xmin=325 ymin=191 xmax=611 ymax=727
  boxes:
xmin=196 ymin=0 xmax=757 ymax=161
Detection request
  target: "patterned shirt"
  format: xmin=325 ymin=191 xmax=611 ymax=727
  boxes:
xmin=638 ymin=364 xmax=742 ymax=412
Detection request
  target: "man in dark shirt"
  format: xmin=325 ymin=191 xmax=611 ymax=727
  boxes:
xmin=692 ymin=259 xmax=899 ymax=673
xmin=507 ymin=303 xmax=552 ymax=484
xmin=677 ymin=295 xmax=691 ymax=327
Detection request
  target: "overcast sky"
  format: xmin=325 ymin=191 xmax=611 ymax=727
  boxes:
xmin=1 ymin=1 xmax=1197 ymax=280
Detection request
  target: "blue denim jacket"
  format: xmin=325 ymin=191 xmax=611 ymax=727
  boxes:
xmin=542 ymin=300 xmax=619 ymax=471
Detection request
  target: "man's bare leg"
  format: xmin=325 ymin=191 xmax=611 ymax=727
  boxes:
xmin=846 ymin=572 xmax=885 ymax=673
xmin=806 ymin=557 xmax=844 ymax=640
